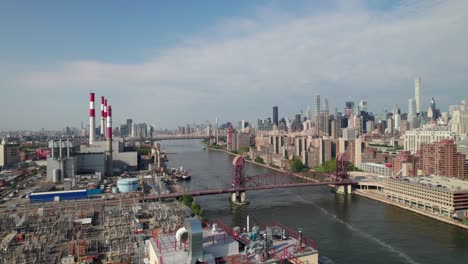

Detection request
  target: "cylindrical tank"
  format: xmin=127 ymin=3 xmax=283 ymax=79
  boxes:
xmin=53 ymin=169 xmax=61 ymax=183
xmin=117 ymin=178 xmax=139 ymax=193
xmin=112 ymin=187 xmax=119 ymax=193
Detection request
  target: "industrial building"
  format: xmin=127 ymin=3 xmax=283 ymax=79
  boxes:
xmin=0 ymin=199 xmax=192 ymax=263
xmin=46 ymin=139 xmax=106 ymax=182
xmin=46 ymin=93 xmax=138 ymax=182
xmin=147 ymin=218 xmax=320 ymax=264
xmin=384 ymin=176 xmax=468 ymax=218
xmin=0 ymin=139 xmax=20 ymax=168
xmin=79 ymin=139 xmax=138 ymax=172
xmin=29 ymin=189 xmax=88 ymax=203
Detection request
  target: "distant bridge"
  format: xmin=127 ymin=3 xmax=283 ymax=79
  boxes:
xmin=147 ymin=135 xmax=212 ymax=141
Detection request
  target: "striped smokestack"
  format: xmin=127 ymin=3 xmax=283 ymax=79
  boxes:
xmin=100 ymin=96 xmax=105 ymax=137
xmin=106 ymin=105 xmax=113 ymax=177
xmin=89 ymin=93 xmax=96 ymax=145
xmin=104 ymin=99 xmax=108 ymax=138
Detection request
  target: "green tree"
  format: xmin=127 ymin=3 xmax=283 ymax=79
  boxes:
xmin=255 ymin=156 xmax=264 ymax=164
xmin=290 ymin=157 xmax=305 ymax=172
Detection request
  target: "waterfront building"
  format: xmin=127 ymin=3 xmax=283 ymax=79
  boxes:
xmin=361 ymin=162 xmax=392 ymax=176
xmin=384 ymin=175 xmax=468 ymax=218
xmin=403 ymin=127 xmax=459 ymax=153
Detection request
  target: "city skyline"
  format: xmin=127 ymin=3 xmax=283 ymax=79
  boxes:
xmin=1 ymin=0 xmax=468 ymax=130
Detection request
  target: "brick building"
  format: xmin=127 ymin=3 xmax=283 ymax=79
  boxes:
xmin=421 ymin=139 xmax=466 ymax=179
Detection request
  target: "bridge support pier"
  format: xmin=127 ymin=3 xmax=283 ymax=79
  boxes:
xmin=335 ymin=184 xmax=352 ymax=195
xmin=231 ymin=191 xmax=248 ymax=205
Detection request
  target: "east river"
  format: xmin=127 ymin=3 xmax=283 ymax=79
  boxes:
xmin=162 ymin=139 xmax=468 ymax=264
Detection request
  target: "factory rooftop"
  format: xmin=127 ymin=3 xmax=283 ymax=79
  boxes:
xmin=147 ymin=218 xmax=319 ymax=264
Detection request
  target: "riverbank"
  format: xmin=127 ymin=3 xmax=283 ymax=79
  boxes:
xmin=354 ymin=189 xmax=468 ymax=230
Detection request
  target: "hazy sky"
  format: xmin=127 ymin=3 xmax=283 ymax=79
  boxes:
xmin=1 ymin=0 xmax=467 ymax=130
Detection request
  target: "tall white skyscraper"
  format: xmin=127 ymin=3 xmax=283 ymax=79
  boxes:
xmin=415 ymin=77 xmax=422 ymax=114
xmin=314 ymin=95 xmax=321 ymax=121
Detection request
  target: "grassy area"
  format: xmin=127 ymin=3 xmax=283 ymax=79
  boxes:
xmin=237 ymin=146 xmax=250 ymax=155
xmin=209 ymin=144 xmax=224 ymax=150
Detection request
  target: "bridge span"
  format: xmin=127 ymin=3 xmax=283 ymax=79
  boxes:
xmin=152 ymin=135 xmax=211 ymax=141
xmin=0 ymin=154 xmax=356 ymax=213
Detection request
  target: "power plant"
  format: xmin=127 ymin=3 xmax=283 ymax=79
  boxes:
xmin=45 ymin=93 xmax=137 ymax=181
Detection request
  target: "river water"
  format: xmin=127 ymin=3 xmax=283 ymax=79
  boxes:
xmin=162 ymin=139 xmax=468 ymax=264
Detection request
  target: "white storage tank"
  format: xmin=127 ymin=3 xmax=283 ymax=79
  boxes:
xmin=117 ymin=178 xmax=139 ymax=193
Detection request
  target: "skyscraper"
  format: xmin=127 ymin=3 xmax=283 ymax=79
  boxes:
xmin=322 ymin=98 xmax=329 ymax=113
xmin=360 ymin=100 xmax=368 ymax=112
xmin=415 ymin=77 xmax=422 ymax=114
xmin=306 ymin=105 xmax=312 ymax=121
xmin=314 ymin=95 xmax=321 ymax=121
xmin=273 ymin=106 xmax=278 ymax=126
xmin=408 ymin=98 xmax=417 ymax=129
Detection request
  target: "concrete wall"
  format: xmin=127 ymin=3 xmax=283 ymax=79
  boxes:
xmin=114 ymin=152 xmax=138 ymax=167
xmin=46 ymin=157 xmax=78 ymax=181
xmin=78 ymin=153 xmax=105 ymax=175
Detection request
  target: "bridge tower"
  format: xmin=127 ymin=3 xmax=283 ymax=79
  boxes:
xmin=231 ymin=155 xmax=248 ymax=205
xmin=333 ymin=152 xmax=352 ymax=194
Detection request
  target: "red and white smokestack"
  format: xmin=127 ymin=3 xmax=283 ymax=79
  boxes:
xmin=106 ymin=105 xmax=112 ymax=140
xmin=104 ymin=99 xmax=108 ymax=138
xmin=100 ymin=96 xmax=105 ymax=137
xmin=89 ymin=93 xmax=96 ymax=145
xmin=106 ymin=105 xmax=113 ymax=177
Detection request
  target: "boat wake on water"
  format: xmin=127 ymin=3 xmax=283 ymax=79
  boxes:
xmin=292 ymin=194 xmax=421 ymax=264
